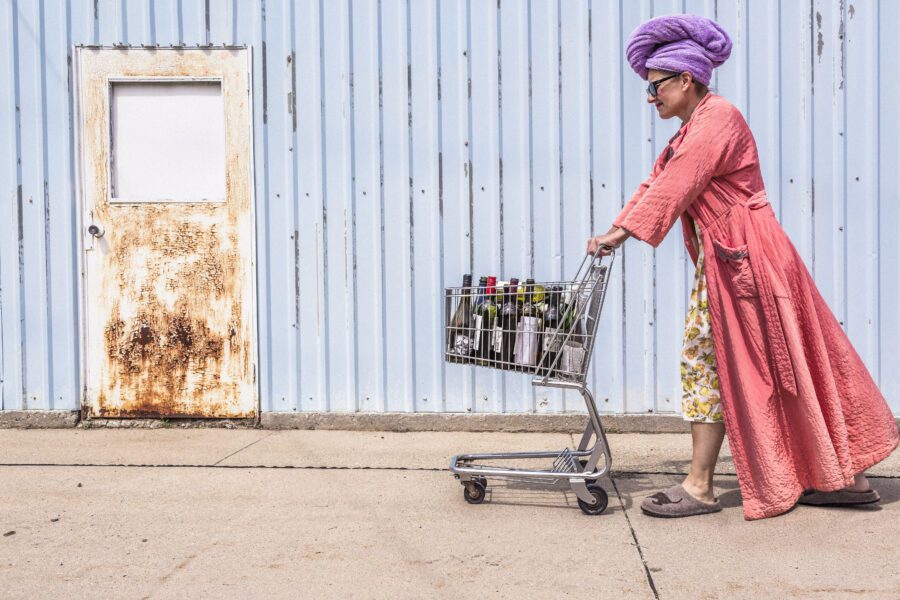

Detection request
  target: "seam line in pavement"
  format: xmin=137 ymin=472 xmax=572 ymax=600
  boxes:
xmin=0 ymin=463 xmax=451 ymax=470
xmin=211 ymin=431 xmax=280 ymax=466
xmin=0 ymin=463 xmax=897 ymax=480
xmin=611 ymin=476 xmax=660 ymax=600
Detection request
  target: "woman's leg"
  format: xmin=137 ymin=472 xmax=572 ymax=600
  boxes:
xmin=678 ymin=421 xmax=869 ymax=502
xmin=677 ymin=226 xmax=728 ymax=505
xmin=681 ymin=421 xmax=726 ymax=503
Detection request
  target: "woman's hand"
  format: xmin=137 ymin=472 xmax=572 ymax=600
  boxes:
xmin=586 ymin=227 xmax=631 ymax=256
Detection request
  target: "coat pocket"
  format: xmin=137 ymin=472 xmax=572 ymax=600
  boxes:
xmin=713 ymin=239 xmax=758 ymax=298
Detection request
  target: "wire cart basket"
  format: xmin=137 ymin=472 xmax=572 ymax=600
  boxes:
xmin=445 ymin=247 xmax=615 ymax=515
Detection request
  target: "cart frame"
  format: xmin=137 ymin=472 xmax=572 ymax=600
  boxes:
xmin=447 ymin=246 xmax=616 ymax=514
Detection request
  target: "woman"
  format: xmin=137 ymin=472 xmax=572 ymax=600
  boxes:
xmin=587 ymin=14 xmax=899 ymax=520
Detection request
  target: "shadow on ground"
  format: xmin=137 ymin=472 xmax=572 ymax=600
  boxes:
xmin=462 ymin=471 xmax=900 ymax=517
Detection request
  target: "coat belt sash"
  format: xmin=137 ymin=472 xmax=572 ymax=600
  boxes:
xmin=739 ymin=191 xmax=798 ymax=397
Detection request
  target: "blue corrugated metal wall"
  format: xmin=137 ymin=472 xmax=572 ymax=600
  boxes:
xmin=1 ymin=0 xmax=897 ymax=416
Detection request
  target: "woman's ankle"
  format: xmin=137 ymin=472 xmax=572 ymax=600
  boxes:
xmin=843 ymin=473 xmax=870 ymax=492
xmin=682 ymin=475 xmax=715 ymax=501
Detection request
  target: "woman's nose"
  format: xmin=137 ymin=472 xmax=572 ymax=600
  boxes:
xmin=646 ymin=93 xmax=657 ymax=103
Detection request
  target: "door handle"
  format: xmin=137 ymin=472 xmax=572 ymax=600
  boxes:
xmin=88 ymin=224 xmax=105 ymax=238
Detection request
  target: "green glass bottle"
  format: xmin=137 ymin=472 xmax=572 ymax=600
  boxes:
xmin=447 ymin=274 xmax=474 ymax=363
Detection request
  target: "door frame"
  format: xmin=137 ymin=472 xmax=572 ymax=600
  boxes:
xmin=73 ymin=45 xmax=260 ymax=420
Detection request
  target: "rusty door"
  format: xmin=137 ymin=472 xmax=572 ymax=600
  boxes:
xmin=77 ymin=48 xmax=257 ymax=418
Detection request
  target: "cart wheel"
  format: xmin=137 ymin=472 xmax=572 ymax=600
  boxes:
xmin=463 ymin=480 xmax=487 ymax=505
xmin=577 ymin=484 xmax=609 ymax=515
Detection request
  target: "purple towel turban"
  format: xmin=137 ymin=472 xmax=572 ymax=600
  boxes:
xmin=626 ymin=14 xmax=732 ymax=86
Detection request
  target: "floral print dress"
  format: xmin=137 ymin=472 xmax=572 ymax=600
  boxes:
xmin=681 ymin=220 xmax=723 ymax=423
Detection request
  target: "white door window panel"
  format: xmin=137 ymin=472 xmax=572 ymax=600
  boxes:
xmin=110 ymin=81 xmax=226 ymax=203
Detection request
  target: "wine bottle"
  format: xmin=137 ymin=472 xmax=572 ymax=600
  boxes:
xmin=533 ymin=283 xmax=547 ymax=306
xmin=500 ymin=278 xmax=519 ymax=368
xmin=517 ymin=279 xmax=533 ymax=304
xmin=560 ymin=286 xmax=584 ymax=345
xmin=515 ymin=279 xmax=531 ymax=370
xmin=471 ymin=277 xmax=488 ymax=356
xmin=515 ymin=280 xmax=541 ymax=368
xmin=476 ymin=276 xmax=498 ymax=365
xmin=474 ymin=277 xmax=488 ymax=309
xmin=491 ymin=285 xmax=505 ymax=363
xmin=556 ymin=285 xmax=588 ymax=377
xmin=448 ymin=274 xmax=474 ymax=363
xmin=540 ymin=286 xmax=564 ymax=375
xmin=524 ymin=281 xmax=544 ymax=366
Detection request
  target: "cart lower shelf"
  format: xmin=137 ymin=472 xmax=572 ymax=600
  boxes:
xmin=449 ymin=384 xmax=612 ymax=516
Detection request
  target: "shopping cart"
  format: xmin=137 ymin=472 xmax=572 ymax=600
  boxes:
xmin=445 ymin=246 xmax=615 ymax=515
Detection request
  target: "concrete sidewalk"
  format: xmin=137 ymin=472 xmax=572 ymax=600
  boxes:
xmin=0 ymin=430 xmax=897 ymax=599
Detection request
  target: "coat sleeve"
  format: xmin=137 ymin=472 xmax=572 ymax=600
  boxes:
xmin=613 ymin=140 xmax=673 ymax=225
xmin=614 ymin=172 xmax=656 ymax=225
xmin=613 ymin=103 xmax=742 ymax=247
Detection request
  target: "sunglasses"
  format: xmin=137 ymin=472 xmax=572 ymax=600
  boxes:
xmin=647 ymin=73 xmax=680 ymax=97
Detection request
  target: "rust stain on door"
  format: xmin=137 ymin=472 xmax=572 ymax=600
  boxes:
xmin=98 ymin=207 xmax=248 ymax=417
xmin=79 ymin=48 xmax=257 ymax=418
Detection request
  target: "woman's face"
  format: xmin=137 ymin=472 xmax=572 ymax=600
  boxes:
xmin=646 ymin=69 xmax=693 ymax=120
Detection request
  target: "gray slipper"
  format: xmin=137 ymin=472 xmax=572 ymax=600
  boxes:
xmin=797 ymin=488 xmax=880 ymax=506
xmin=640 ymin=484 xmax=722 ymax=518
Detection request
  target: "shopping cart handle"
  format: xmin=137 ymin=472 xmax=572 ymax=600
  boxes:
xmin=584 ymin=244 xmax=615 ymax=260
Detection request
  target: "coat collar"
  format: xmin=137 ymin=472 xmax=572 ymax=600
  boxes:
xmin=673 ymin=92 xmax=715 ymax=141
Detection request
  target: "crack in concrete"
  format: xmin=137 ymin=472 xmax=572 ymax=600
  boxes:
xmin=211 ymin=431 xmax=280 ymax=466
xmin=611 ymin=476 xmax=660 ymax=600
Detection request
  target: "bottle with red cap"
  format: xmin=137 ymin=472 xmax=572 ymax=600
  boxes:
xmin=474 ymin=276 xmax=498 ymax=365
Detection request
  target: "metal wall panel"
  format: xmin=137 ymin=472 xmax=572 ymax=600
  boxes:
xmin=0 ymin=0 xmax=897 ymax=416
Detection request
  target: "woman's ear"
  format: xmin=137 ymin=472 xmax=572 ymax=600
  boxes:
xmin=681 ymin=71 xmax=694 ymax=90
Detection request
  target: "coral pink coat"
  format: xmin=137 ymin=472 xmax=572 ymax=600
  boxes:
xmin=614 ymin=93 xmax=899 ymax=520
